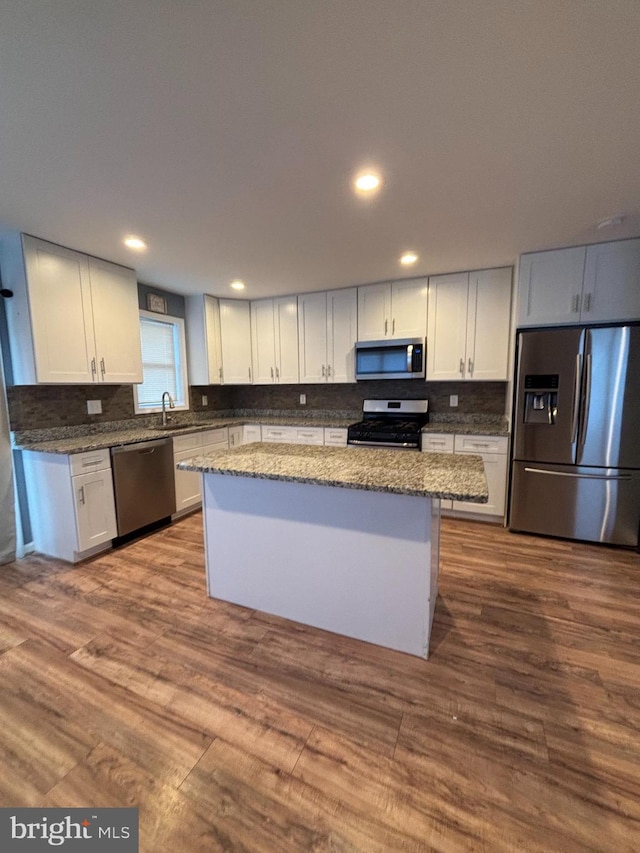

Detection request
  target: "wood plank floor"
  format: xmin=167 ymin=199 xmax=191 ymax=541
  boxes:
xmin=0 ymin=513 xmax=639 ymax=851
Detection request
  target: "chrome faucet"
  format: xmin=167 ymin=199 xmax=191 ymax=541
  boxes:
xmin=161 ymin=391 xmax=175 ymax=426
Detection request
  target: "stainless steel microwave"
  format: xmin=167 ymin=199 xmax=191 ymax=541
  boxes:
xmin=355 ymin=338 xmax=425 ymax=380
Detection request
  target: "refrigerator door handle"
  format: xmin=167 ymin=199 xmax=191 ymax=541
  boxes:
xmin=524 ymin=467 xmax=632 ymax=481
xmin=570 ymin=353 xmax=582 ymax=443
xmin=578 ymin=352 xmax=592 ymax=453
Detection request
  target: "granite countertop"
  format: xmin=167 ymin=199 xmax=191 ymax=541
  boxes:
xmin=178 ymin=442 xmax=488 ymax=503
xmin=12 ymin=415 xmax=357 ymax=454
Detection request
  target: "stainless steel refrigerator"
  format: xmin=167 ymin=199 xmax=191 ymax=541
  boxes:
xmin=509 ymin=325 xmax=640 ymax=547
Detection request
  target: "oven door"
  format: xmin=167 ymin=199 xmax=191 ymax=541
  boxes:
xmin=355 ymin=338 xmax=425 ymax=380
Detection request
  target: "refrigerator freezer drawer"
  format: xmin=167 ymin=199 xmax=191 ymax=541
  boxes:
xmin=509 ymin=461 xmax=640 ymax=547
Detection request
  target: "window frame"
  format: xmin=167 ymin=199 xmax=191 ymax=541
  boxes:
xmin=133 ymin=309 xmax=190 ymax=414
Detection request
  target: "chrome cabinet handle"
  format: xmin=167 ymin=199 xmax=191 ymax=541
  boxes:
xmin=468 ymin=358 xmax=473 ymax=376
xmin=270 ymin=366 xmax=274 ymax=380
xmin=91 ymin=357 xmax=97 ymax=377
xmin=248 ymin=367 xmax=252 ymax=381
xmin=459 ymin=358 xmax=464 ymax=376
xmin=78 ymin=486 xmax=85 ymax=505
xmin=384 ymin=319 xmax=388 ymax=335
xmin=327 ymin=364 xmax=332 ymax=377
xmin=218 ymin=366 xmax=222 ymax=380
xmin=100 ymin=357 xmax=105 ymax=376
xmin=322 ymin=364 xmax=326 ymax=377
xmin=82 ymin=460 xmax=102 ymax=467
xmin=275 ymin=366 xmax=279 ymax=380
xmin=583 ymin=292 xmax=592 ymax=312
xmin=392 ymin=318 xmax=395 ymax=335
xmin=572 ymin=293 xmax=580 ymax=313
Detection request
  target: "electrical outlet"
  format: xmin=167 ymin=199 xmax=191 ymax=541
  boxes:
xmin=87 ymin=400 xmax=102 ymax=415
xmin=299 ymin=393 xmax=307 ymax=405
xmin=201 ymin=395 xmax=208 ymax=406
xmin=449 ymin=395 xmax=458 ymax=408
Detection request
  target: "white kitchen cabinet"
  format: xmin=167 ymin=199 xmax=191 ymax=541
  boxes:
xmin=0 ymin=234 xmax=142 ymax=385
xmin=451 ymin=435 xmax=508 ymax=518
xmin=422 ymin=432 xmax=508 ymax=520
xmin=250 ymin=296 xmax=299 ymax=384
xmin=22 ymin=448 xmax=117 ymax=562
xmin=219 ymin=299 xmax=253 ymax=384
xmin=357 ymin=279 xmax=428 ymax=341
xmin=517 ymin=239 xmax=640 ymax=327
xmin=228 ymin=425 xmax=243 ymax=447
xmin=173 ymin=428 xmax=229 ymax=515
xmin=298 ymin=288 xmax=357 ymax=383
xmin=242 ymin=424 xmax=261 ymax=444
xmin=324 ymin=427 xmax=348 ymax=446
xmin=427 ymin=267 xmax=512 ymax=381
xmin=185 ymin=294 xmax=223 ymax=385
xmin=261 ymin=425 xmax=297 ymax=443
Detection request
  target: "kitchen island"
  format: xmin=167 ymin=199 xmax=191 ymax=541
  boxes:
xmin=179 ymin=443 xmax=487 ymax=658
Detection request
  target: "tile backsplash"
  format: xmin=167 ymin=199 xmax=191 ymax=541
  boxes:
xmin=7 ymin=380 xmax=507 ymax=432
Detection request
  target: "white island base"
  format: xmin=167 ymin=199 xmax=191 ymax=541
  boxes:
xmin=202 ymin=473 xmax=441 ymax=659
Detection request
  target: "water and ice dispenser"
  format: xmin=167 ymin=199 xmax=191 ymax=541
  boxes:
xmin=522 ymin=374 xmax=558 ymax=425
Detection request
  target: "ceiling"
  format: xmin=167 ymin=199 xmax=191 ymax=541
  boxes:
xmin=1 ymin=1 xmax=639 ymax=300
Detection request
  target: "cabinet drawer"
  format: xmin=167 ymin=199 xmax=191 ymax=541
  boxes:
xmin=69 ymin=448 xmax=111 ymax=476
xmin=421 ymin=433 xmax=454 ymax=453
xmin=324 ymin=427 xmax=347 ymax=446
xmin=262 ymin=426 xmax=296 ymax=443
xmin=172 ymin=433 xmax=202 ymax=453
xmin=199 ymin=428 xmax=228 ymax=447
xmin=295 ymin=427 xmax=324 ymax=445
xmin=454 ymin=435 xmax=508 ymax=455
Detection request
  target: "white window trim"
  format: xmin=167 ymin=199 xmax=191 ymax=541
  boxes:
xmin=133 ymin=310 xmax=190 ymax=414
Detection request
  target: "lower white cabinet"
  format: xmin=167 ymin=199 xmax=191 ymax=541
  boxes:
xmin=173 ymin=428 xmax=229 ymax=515
xmin=242 ymin=424 xmax=261 ymax=444
xmin=422 ymin=432 xmax=509 ymax=521
xmin=23 ymin=448 xmax=117 ymax=562
xmin=324 ymin=427 xmax=348 ymax=446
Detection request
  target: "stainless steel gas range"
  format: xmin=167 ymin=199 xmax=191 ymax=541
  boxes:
xmin=347 ymin=399 xmax=429 ymax=450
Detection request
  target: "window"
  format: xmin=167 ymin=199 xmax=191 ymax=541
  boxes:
xmin=134 ymin=310 xmax=189 ymax=413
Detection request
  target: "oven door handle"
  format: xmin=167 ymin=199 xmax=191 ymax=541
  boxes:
xmin=348 ymin=439 xmax=417 ymax=448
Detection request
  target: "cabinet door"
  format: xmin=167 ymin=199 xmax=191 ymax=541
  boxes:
xmin=327 ymin=288 xmax=357 ymax=383
xmin=421 ymin=434 xmax=453 ymax=509
xmin=88 ymin=258 xmax=143 ymax=383
xmin=174 ymin=448 xmax=202 ymax=511
xmin=298 ymin=292 xmax=328 ymax=383
xmin=250 ymin=299 xmax=276 ymax=384
xmin=452 ymin=452 xmax=507 ymax=517
xmin=466 ymin=268 xmax=512 ymax=381
xmin=185 ymin=295 xmax=222 ymax=385
xmin=243 ymin=425 xmax=261 ymax=444
xmin=204 ymin=295 xmax=223 ymax=384
xmin=517 ymin=248 xmax=585 ymax=327
xmin=73 ymin=469 xmax=117 ymax=551
xmin=22 ymin=235 xmax=96 ymax=383
xmin=220 ymin=299 xmax=252 ymax=384
xmin=391 ymin=279 xmax=428 ymax=339
xmin=427 ymin=273 xmax=469 ymax=380
xmin=357 ymin=283 xmax=390 ymax=340
xmin=583 ymin=239 xmax=640 ymax=323
xmin=274 ymin=296 xmax=299 ymax=383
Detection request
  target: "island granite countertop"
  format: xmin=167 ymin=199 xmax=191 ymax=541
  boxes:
xmin=178 ymin=442 xmax=488 ymax=503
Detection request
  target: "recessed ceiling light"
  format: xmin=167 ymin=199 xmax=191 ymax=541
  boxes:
xmin=123 ymin=235 xmax=147 ymax=250
xmin=400 ymin=251 xmax=418 ymax=266
xmin=354 ymin=172 xmax=382 ymax=193
xmin=230 ymin=280 xmax=246 ymax=291
xmin=596 ymin=215 xmax=625 ymax=230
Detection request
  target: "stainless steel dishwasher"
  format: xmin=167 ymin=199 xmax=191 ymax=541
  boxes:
xmin=110 ymin=438 xmax=176 ymax=537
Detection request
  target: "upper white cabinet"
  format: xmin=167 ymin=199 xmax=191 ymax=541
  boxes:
xmin=0 ymin=234 xmax=142 ymax=384
xmin=357 ymin=279 xmax=427 ymax=341
xmin=427 ymin=267 xmax=512 ymax=381
xmin=219 ymin=299 xmax=253 ymax=384
xmin=517 ymin=238 xmax=640 ymax=327
xmin=250 ymin=297 xmax=299 ymax=384
xmin=185 ymin=294 xmax=223 ymax=385
xmin=186 ymin=295 xmax=252 ymax=385
xmin=298 ymin=288 xmax=357 ymax=383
